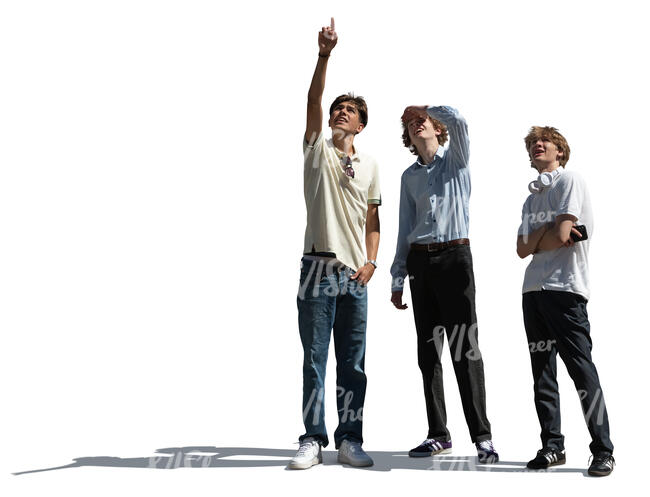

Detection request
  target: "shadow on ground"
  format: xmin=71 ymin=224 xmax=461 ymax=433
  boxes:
xmin=12 ymin=446 xmax=588 ymax=476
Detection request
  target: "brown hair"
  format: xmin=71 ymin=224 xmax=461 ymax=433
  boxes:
xmin=402 ymin=117 xmax=448 ymax=156
xmin=329 ymin=93 xmax=368 ymax=128
xmin=524 ymin=126 xmax=571 ymax=168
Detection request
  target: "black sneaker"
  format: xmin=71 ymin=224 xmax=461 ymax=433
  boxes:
xmin=475 ymin=440 xmax=499 ymax=463
xmin=527 ymin=447 xmax=566 ymax=469
xmin=588 ymin=453 xmax=615 ymax=477
xmin=408 ymin=439 xmax=452 ymax=457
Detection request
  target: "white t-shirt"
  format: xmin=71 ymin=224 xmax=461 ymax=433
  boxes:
xmin=303 ymin=133 xmax=381 ymax=272
xmin=517 ymin=169 xmax=593 ymax=300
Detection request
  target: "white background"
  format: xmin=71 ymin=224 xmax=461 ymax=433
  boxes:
xmin=1 ymin=0 xmax=648 ymax=495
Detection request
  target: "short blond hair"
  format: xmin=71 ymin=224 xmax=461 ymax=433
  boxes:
xmin=524 ymin=126 xmax=571 ymax=168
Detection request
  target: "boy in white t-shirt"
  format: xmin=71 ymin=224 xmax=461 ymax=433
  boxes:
xmin=517 ymin=126 xmax=614 ymax=476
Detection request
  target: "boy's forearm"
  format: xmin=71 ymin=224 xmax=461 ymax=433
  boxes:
xmin=517 ymin=224 xmax=549 ymax=258
xmin=308 ymin=55 xmax=329 ymax=104
xmin=365 ymin=209 xmax=380 ymax=261
xmin=366 ymin=231 xmax=379 ymax=262
xmin=536 ymin=219 xmax=575 ymax=252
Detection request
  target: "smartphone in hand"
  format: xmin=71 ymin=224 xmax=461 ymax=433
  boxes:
xmin=570 ymin=225 xmax=588 ymax=242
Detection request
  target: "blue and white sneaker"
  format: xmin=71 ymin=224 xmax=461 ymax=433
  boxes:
xmin=408 ymin=439 xmax=453 ymax=457
xmin=475 ymin=440 xmax=499 ymax=463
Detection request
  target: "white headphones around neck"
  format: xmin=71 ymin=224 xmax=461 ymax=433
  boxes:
xmin=528 ymin=168 xmax=562 ymax=194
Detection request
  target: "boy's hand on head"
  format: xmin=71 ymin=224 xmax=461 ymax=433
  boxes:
xmin=401 ymin=105 xmax=428 ymax=124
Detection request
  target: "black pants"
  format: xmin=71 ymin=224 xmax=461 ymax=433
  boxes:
xmin=522 ymin=290 xmax=613 ymax=455
xmin=407 ymin=245 xmax=492 ymax=443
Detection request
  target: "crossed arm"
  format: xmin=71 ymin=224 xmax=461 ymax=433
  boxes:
xmin=516 ymin=214 xmax=582 ymax=258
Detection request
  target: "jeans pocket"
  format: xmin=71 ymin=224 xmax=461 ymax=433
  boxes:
xmin=300 ymin=261 xmax=330 ymax=288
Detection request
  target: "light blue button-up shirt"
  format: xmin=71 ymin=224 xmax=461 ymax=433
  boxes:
xmin=390 ymin=106 xmax=471 ymax=291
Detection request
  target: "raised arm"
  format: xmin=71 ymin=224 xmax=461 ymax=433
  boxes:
xmin=426 ymin=106 xmax=470 ymax=167
xmin=305 ymin=18 xmax=337 ymax=144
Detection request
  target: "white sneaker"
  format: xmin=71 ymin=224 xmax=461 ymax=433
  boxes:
xmin=288 ymin=438 xmax=322 ymax=470
xmin=337 ymin=439 xmax=373 ymax=467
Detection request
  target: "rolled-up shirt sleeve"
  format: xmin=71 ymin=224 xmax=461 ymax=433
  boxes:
xmin=427 ymin=106 xmax=470 ymax=169
xmin=390 ymin=172 xmax=415 ymax=292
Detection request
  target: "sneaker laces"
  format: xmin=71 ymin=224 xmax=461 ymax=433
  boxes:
xmin=344 ymin=441 xmax=361 ymax=453
xmin=297 ymin=440 xmax=317 ymax=456
xmin=340 ymin=440 xmax=368 ymax=457
xmin=589 ymin=454 xmax=615 ymax=467
xmin=420 ymin=438 xmax=444 ymax=450
xmin=477 ymin=440 xmax=495 ymax=452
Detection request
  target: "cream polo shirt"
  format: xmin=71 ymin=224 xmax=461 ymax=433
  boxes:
xmin=302 ymin=132 xmax=381 ymax=272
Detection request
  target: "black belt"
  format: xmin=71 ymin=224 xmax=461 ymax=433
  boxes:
xmin=410 ymin=238 xmax=470 ymax=252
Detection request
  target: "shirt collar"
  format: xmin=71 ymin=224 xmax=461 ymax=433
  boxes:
xmin=328 ymin=138 xmax=361 ymax=163
xmin=415 ymin=146 xmax=445 ymax=168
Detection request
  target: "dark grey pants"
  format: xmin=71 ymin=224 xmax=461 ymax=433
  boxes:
xmin=407 ymin=245 xmax=492 ymax=443
xmin=523 ymin=290 xmax=613 ymax=455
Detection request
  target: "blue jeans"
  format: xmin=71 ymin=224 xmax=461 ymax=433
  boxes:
xmin=297 ymin=258 xmax=368 ymax=448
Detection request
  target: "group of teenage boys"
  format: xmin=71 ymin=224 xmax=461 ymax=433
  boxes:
xmin=290 ymin=19 xmax=614 ymax=477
